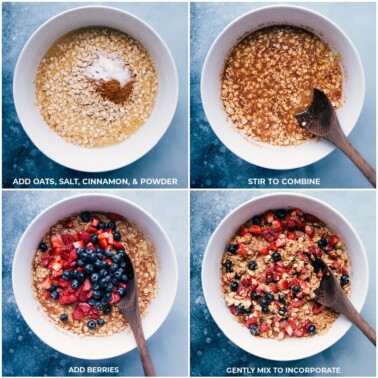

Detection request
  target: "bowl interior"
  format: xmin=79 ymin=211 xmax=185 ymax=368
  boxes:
xmin=12 ymin=194 xmax=178 ymax=359
xmin=13 ymin=6 xmax=178 ymax=172
xmin=202 ymin=193 xmax=368 ymax=361
xmin=201 ymin=5 xmax=365 ymax=170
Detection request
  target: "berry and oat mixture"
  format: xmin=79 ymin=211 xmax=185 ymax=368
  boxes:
xmin=33 ymin=211 xmax=156 ymax=336
xmin=35 ymin=27 xmax=158 ymax=147
xmin=221 ymin=25 xmax=343 ymax=146
xmin=221 ymin=208 xmax=351 ymax=340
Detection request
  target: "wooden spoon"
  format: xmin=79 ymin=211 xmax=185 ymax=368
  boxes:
xmin=117 ymin=254 xmax=156 ymax=376
xmin=307 ymin=254 xmax=376 ymax=345
xmin=295 ymin=88 xmax=376 ymax=187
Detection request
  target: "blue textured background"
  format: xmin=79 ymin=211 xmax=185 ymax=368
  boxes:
xmin=2 ymin=190 xmax=188 ymax=376
xmin=190 ymin=190 xmax=376 ymax=376
xmin=190 ymin=2 xmax=376 ymax=188
xmin=2 ymin=2 xmax=188 ymax=188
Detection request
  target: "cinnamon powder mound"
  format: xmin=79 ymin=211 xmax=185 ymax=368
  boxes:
xmin=93 ymin=78 xmax=134 ymax=104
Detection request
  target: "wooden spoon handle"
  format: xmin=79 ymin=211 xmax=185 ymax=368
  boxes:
xmin=128 ymin=311 xmax=156 ymax=376
xmin=327 ymin=130 xmax=376 ymax=187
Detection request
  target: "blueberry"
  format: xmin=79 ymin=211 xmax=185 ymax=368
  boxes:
xmin=95 ymin=301 xmax=102 ymax=309
xmin=250 ymin=324 xmax=259 ymax=336
xmin=50 ymin=291 xmax=59 ymax=300
xmin=251 ymin=215 xmax=261 ymax=225
xmin=291 ymin=285 xmax=301 ymax=294
xmin=271 ymin=252 xmax=281 ymax=262
xmin=88 ymin=253 xmax=97 ymax=263
xmin=39 ymin=242 xmax=48 ymax=252
xmin=107 ymin=221 xmax=117 ymax=231
xmin=104 ymin=292 xmax=113 ymax=301
xmin=48 ymin=285 xmax=57 ymax=292
xmin=91 ymin=273 xmax=99 ymax=283
xmin=121 ymin=274 xmax=129 ymax=283
xmin=248 ymin=260 xmax=257 ymax=270
xmin=119 ymin=261 xmax=127 ymax=269
xmin=262 ymin=306 xmax=270 ymax=314
xmin=97 ymin=221 xmax=106 ymax=230
xmin=223 ymin=259 xmax=232 ymax=267
xmin=101 ymin=260 xmax=109 ymax=269
xmin=77 ymin=259 xmax=85 ymax=267
xmin=88 ymin=298 xmax=96 ymax=306
xmin=117 ymin=250 xmax=126 ymax=260
xmin=95 ymin=247 xmax=104 ymax=255
xmin=340 ymin=275 xmax=350 ymax=286
xmin=308 ymin=325 xmax=316 ymax=335
xmin=244 ymin=306 xmax=252 ymax=314
xmin=105 ymin=283 xmax=114 ymax=292
xmin=226 ymin=266 xmax=233 ymax=273
xmin=97 ymin=318 xmax=105 ymax=327
xmin=77 ymin=272 xmax=85 ymax=282
xmin=62 ymin=271 xmax=72 ymax=280
xmin=92 ymin=290 xmax=101 ymax=299
xmin=234 ymin=273 xmax=241 ymax=280
xmin=100 ymin=278 xmax=109 ymax=288
xmin=92 ymin=283 xmax=100 ymax=291
xmin=87 ymin=320 xmax=96 ymax=330
xmin=114 ymin=270 xmax=123 ymax=279
xmin=110 ymin=263 xmax=119 ymax=272
xmin=93 ymin=260 xmax=102 ymax=271
xmin=227 ymin=244 xmax=238 ymax=254
xmin=91 ymin=234 xmax=99 ymax=244
xmin=250 ymin=292 xmax=259 ymax=301
xmin=278 ymin=294 xmax=285 ymax=303
xmin=265 ymin=293 xmax=274 ymax=303
xmin=60 ymin=314 xmax=68 ymax=322
xmin=235 ymin=304 xmax=244 ymax=314
xmin=71 ymin=269 xmax=78 ymax=278
xmin=80 ymin=212 xmax=91 ymax=222
xmin=105 ymin=250 xmax=113 ymax=258
xmin=112 ymin=254 xmax=121 ymax=264
xmin=99 ymin=269 xmax=108 ymax=278
xmin=117 ymin=287 xmax=127 ymax=297
xmin=113 ymin=231 xmax=121 ymax=241
xmin=229 ymin=281 xmax=239 ymax=292
xmin=278 ymin=307 xmax=287 ymax=315
xmin=259 ymin=298 xmax=268 ymax=307
xmin=276 ymin=209 xmax=287 ymax=219
xmin=85 ymin=264 xmax=94 ymax=274
xmin=71 ymin=280 xmax=80 ymax=289
xmin=77 ymin=247 xmax=86 ymax=255
xmin=103 ymin=305 xmax=112 ymax=315
xmin=318 ymin=238 xmax=328 ymax=249
xmin=112 ymin=278 xmax=119 ymax=285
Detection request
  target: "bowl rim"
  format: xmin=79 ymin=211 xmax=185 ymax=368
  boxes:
xmin=200 ymin=4 xmax=366 ymax=170
xmin=12 ymin=193 xmax=178 ymax=359
xmin=13 ymin=5 xmax=179 ymax=173
xmin=202 ymin=192 xmax=369 ymax=361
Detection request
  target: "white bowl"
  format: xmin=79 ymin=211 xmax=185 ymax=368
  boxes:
xmin=202 ymin=193 xmax=369 ymax=361
xmin=12 ymin=194 xmax=178 ymax=359
xmin=13 ymin=6 xmax=178 ymax=172
xmin=201 ymin=5 xmax=365 ymax=170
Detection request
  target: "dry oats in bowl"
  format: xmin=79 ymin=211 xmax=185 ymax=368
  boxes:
xmin=13 ymin=6 xmax=178 ymax=172
xmin=201 ymin=5 xmax=365 ymax=170
xmin=202 ymin=193 xmax=369 ymax=361
xmin=13 ymin=194 xmax=178 ymax=359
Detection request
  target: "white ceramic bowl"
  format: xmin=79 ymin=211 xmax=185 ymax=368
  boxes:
xmin=13 ymin=194 xmax=178 ymax=359
xmin=202 ymin=193 xmax=369 ymax=361
xmin=201 ymin=5 xmax=365 ymax=170
xmin=13 ymin=6 xmax=178 ymax=172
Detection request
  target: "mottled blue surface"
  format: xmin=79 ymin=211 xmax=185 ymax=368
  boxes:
xmin=190 ymin=3 xmax=376 ymax=188
xmin=2 ymin=2 xmax=188 ymax=188
xmin=190 ymin=190 xmax=376 ymax=376
xmin=2 ymin=190 xmax=188 ymax=376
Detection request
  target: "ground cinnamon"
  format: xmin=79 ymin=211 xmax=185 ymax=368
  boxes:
xmin=93 ymin=78 xmax=134 ymax=104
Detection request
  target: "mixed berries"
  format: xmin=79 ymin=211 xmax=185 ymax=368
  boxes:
xmin=223 ymin=208 xmax=350 ymax=340
xmin=38 ymin=211 xmax=131 ymax=331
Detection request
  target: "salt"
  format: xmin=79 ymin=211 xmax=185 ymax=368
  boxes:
xmin=86 ymin=55 xmax=132 ymax=87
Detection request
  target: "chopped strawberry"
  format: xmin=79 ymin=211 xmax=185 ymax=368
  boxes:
xmin=51 ymin=233 xmax=65 ymax=249
xmin=73 ymin=240 xmax=84 ymax=249
xmin=305 ymin=213 xmax=319 ymax=223
xmin=72 ymin=307 xmax=84 ymax=320
xmin=240 ymin=228 xmax=249 ymax=237
xmin=270 ymin=283 xmax=278 ymax=293
xmin=293 ymin=329 xmax=304 ymax=337
xmin=312 ymin=303 xmax=324 ymax=314
xmin=107 ymin=229 xmax=114 ymax=244
xmin=41 ymin=277 xmax=52 ymax=289
xmin=90 ymin=215 xmax=100 ymax=227
xmin=44 ymin=290 xmax=51 ymax=299
xmin=109 ymin=293 xmax=120 ymax=304
xmin=286 ymin=217 xmax=297 ymax=229
xmin=238 ymin=244 xmax=247 ymax=257
xmin=305 ymin=226 xmax=314 ymax=236
xmin=51 ymin=261 xmax=62 ymax=271
xmin=341 ymin=267 xmax=349 ymax=276
xmin=78 ymin=290 xmax=89 ymax=302
xmin=98 ymin=232 xmax=109 ymax=240
xmin=285 ymin=324 xmax=294 ymax=336
xmin=82 ymin=278 xmax=92 ymax=291
xmin=99 ymin=238 xmax=108 ymax=250
xmin=112 ymin=241 xmax=124 ymax=250
xmin=108 ymin=212 xmax=123 ymax=221
xmin=63 ymin=220 xmax=74 ymax=228
xmin=291 ymin=299 xmax=306 ymax=308
xmin=292 ymin=209 xmax=303 ymax=216
xmin=87 ymin=226 xmax=98 ymax=233
xmin=260 ymin=247 xmax=269 ymax=255
xmin=41 ymin=254 xmax=50 ymax=267
xmin=77 ymin=303 xmax=91 ymax=315
xmin=260 ymin=321 xmax=270 ymax=333
xmin=272 ymin=219 xmax=283 ymax=231
xmin=278 ymin=279 xmax=288 ymax=290
xmin=275 ymin=238 xmax=286 ymax=248
xmin=267 ymin=242 xmax=277 ymax=251
xmin=329 ymin=235 xmax=339 ymax=246
xmin=61 ymin=234 xmax=75 ymax=249
xmin=287 ymin=232 xmax=297 ymax=240
xmin=250 ymin=225 xmax=262 ymax=235
xmin=266 ymin=211 xmax=274 ymax=223
xmin=52 ymin=269 xmax=63 ymax=278
xmin=77 ymin=231 xmax=92 ymax=244
xmin=245 ymin=317 xmax=258 ymax=328
xmin=276 ymin=330 xmax=285 ymax=341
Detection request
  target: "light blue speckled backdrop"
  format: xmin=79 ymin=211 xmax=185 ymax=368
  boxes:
xmin=190 ymin=190 xmax=376 ymax=376
xmin=2 ymin=190 xmax=188 ymax=376
xmin=2 ymin=2 xmax=188 ymax=188
xmin=190 ymin=2 xmax=376 ymax=188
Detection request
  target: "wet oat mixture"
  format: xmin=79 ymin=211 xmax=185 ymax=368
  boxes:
xmin=221 ymin=26 xmax=343 ymax=146
xmin=35 ymin=27 xmax=158 ymax=147
xmin=33 ymin=211 xmax=157 ymax=336
xmin=221 ymin=208 xmax=350 ymax=340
